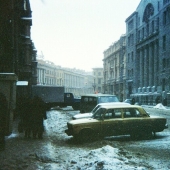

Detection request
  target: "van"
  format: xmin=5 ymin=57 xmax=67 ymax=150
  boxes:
xmin=80 ymin=94 xmax=119 ymax=113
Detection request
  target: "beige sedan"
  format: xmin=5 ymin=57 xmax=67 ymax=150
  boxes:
xmin=65 ymin=104 xmax=168 ymax=142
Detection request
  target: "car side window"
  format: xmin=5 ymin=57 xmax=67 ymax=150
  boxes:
xmin=123 ymin=108 xmax=142 ymax=118
xmin=114 ymin=109 xmax=122 ymax=118
xmin=94 ymin=108 xmax=106 ymax=119
xmin=104 ymin=109 xmax=115 ymax=119
xmin=83 ymin=97 xmax=88 ymax=102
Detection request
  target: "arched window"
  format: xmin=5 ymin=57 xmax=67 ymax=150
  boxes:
xmin=143 ymin=3 xmax=154 ymax=23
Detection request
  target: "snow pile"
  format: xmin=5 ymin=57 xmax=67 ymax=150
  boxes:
xmin=75 ymin=145 xmax=146 ymax=170
xmin=153 ymin=103 xmax=167 ymax=110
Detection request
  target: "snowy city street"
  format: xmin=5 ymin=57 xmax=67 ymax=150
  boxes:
xmin=0 ymin=105 xmax=170 ymax=170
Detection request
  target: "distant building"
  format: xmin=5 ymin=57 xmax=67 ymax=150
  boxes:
xmin=103 ymin=35 xmax=126 ymax=101
xmin=37 ymin=58 xmax=94 ymax=96
xmin=92 ymin=67 xmax=104 ymax=94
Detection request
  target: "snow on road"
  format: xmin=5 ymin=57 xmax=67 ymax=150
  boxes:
xmin=0 ymin=106 xmax=170 ymax=170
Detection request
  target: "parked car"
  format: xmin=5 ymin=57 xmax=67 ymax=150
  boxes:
xmin=65 ymin=104 xmax=168 ymax=142
xmin=72 ymin=102 xmax=130 ymax=120
xmin=80 ymin=94 xmax=119 ymax=113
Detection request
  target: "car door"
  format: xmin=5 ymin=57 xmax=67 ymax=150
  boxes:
xmin=122 ymin=108 xmax=143 ymax=134
xmin=101 ymin=108 xmax=123 ymax=137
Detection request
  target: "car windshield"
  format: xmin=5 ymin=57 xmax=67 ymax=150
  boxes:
xmin=98 ymin=96 xmax=119 ymax=103
xmin=93 ymin=108 xmax=106 ymax=119
xmin=91 ymin=105 xmax=100 ymax=114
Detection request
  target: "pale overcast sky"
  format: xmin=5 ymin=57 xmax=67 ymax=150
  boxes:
xmin=30 ymin=0 xmax=141 ymax=71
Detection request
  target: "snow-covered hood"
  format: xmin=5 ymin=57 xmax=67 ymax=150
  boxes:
xmin=72 ymin=112 xmax=93 ymax=120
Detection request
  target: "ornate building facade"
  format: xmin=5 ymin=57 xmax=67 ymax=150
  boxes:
xmin=92 ymin=68 xmax=103 ymax=93
xmin=103 ymin=35 xmax=126 ymax=101
xmin=103 ymin=0 xmax=170 ymax=105
xmin=125 ymin=0 xmax=170 ymax=105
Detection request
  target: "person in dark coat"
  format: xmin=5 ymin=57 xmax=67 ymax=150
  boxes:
xmin=131 ymin=98 xmax=135 ymax=105
xmin=31 ymin=96 xmax=47 ymax=139
xmin=22 ymin=98 xmax=32 ymax=138
xmin=0 ymin=93 xmax=8 ymax=151
xmin=18 ymin=96 xmax=32 ymax=138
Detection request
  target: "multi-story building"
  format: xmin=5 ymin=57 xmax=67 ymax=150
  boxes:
xmin=37 ymin=57 xmax=94 ymax=97
xmin=92 ymin=67 xmax=104 ymax=94
xmin=0 ymin=0 xmax=37 ymax=85
xmin=125 ymin=0 xmax=170 ymax=105
xmin=103 ymin=35 xmax=126 ymax=101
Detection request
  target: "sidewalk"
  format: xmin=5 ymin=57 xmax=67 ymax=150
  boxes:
xmin=141 ymin=103 xmax=170 ymax=110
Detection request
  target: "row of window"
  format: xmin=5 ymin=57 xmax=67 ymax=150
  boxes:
xmin=163 ymin=0 xmax=170 ymax=5
xmin=94 ymin=72 xmax=102 ymax=76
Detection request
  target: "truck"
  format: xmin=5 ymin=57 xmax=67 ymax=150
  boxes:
xmin=31 ymin=85 xmax=80 ymax=110
xmin=16 ymin=82 xmax=81 ymax=111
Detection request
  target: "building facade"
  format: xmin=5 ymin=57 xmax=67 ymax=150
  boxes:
xmin=92 ymin=68 xmax=104 ymax=93
xmin=125 ymin=0 xmax=170 ymax=105
xmin=0 ymin=0 xmax=37 ymax=85
xmin=103 ymin=35 xmax=126 ymax=101
xmin=37 ymin=57 xmax=94 ymax=97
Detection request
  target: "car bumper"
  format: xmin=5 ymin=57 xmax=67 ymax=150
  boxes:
xmin=65 ymin=129 xmax=72 ymax=136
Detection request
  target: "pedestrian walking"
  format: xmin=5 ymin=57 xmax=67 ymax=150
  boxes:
xmin=131 ymin=98 xmax=135 ymax=105
xmin=0 ymin=93 xmax=8 ymax=151
xmin=31 ymin=96 xmax=47 ymax=139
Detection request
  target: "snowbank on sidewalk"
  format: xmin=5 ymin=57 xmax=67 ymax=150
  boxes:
xmin=153 ymin=103 xmax=167 ymax=110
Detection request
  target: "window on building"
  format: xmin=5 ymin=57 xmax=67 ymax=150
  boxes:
xmin=98 ymin=72 xmax=101 ymax=76
xmin=143 ymin=3 xmax=154 ymax=23
xmin=163 ymin=0 xmax=170 ymax=5
xmin=128 ymin=36 xmax=130 ymax=46
xmin=146 ymin=24 xmax=149 ymax=36
xmin=163 ymin=11 xmax=167 ymax=25
xmin=162 ymin=78 xmax=165 ymax=91
xmin=98 ymin=78 xmax=101 ymax=84
xmin=128 ymin=19 xmax=134 ymax=32
xmin=131 ymin=52 xmax=134 ymax=62
xmin=128 ymin=53 xmax=130 ymax=63
xmin=138 ymin=30 xmax=140 ymax=41
xmin=142 ymin=27 xmax=145 ymax=38
xmin=151 ymin=20 xmax=154 ymax=33
xmin=167 ymin=6 xmax=170 ymax=23
xmin=163 ymin=35 xmax=166 ymax=51
xmin=162 ymin=58 xmax=166 ymax=69
xmin=131 ymin=34 xmax=134 ymax=45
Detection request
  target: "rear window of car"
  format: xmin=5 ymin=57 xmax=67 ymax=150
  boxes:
xmin=98 ymin=96 xmax=119 ymax=103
